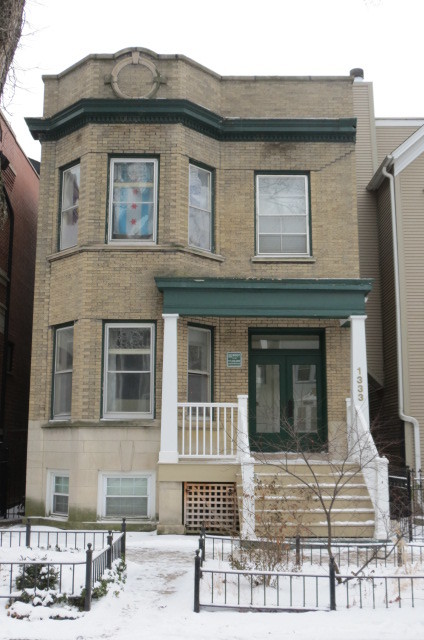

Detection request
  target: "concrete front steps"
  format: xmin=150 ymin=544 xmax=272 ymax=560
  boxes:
xmin=239 ymin=459 xmax=376 ymax=538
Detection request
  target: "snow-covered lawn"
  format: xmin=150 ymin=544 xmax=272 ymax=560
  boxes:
xmin=0 ymin=530 xmax=424 ymax=640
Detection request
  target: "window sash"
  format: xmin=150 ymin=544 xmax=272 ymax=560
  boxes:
xmin=60 ymin=164 xmax=80 ymax=250
xmin=187 ymin=327 xmax=211 ymax=403
xmin=188 ymin=164 xmax=212 ymax=251
xmin=108 ymin=159 xmax=158 ymax=243
xmin=103 ymin=323 xmax=154 ymax=418
xmin=51 ymin=475 xmax=69 ymax=516
xmin=256 ymin=174 xmax=310 ymax=256
xmin=53 ymin=326 xmax=73 ymax=419
xmin=104 ymin=476 xmax=149 ymax=518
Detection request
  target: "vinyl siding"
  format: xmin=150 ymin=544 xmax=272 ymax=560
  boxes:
xmin=397 ymin=156 xmax=424 ymax=468
xmin=353 ymin=83 xmax=384 ymax=384
xmin=376 ymin=124 xmax=421 ymax=164
xmin=376 ymin=181 xmax=404 ymax=463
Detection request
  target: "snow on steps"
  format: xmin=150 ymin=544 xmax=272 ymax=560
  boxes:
xmin=236 ymin=460 xmax=375 ymax=538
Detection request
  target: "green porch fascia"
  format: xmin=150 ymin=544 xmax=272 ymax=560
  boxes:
xmin=155 ymin=278 xmax=373 ymax=318
xmin=26 ymin=98 xmax=356 ymax=143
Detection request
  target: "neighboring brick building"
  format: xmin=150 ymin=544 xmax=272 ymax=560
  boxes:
xmin=0 ymin=112 xmax=39 ymax=517
xmin=25 ymin=48 xmax=389 ymax=536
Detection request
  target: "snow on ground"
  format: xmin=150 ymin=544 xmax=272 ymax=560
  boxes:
xmin=0 ymin=530 xmax=424 ymax=640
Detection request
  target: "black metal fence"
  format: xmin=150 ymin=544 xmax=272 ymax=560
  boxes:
xmin=0 ymin=520 xmax=123 ymax=550
xmin=194 ymin=531 xmax=424 ymax=612
xmin=194 ymin=542 xmax=424 ymax=612
xmin=200 ymin=532 xmax=424 ymax=568
xmin=0 ymin=519 xmax=127 ymax=612
xmin=389 ymin=467 xmax=423 ymax=540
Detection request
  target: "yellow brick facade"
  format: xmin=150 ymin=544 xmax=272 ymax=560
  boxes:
xmin=26 ymin=48 xmax=365 ymax=532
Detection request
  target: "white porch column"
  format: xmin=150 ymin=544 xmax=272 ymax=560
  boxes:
xmin=159 ymin=313 xmax=179 ymax=464
xmin=350 ymin=314 xmax=370 ymax=427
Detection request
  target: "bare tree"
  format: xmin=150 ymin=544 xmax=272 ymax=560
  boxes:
xmin=0 ymin=0 xmax=26 ymax=100
xmin=238 ymin=410 xmax=393 ymax=574
xmin=0 ymin=0 xmax=26 ymax=225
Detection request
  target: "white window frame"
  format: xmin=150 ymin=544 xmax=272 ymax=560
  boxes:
xmin=187 ymin=326 xmax=211 ymax=403
xmin=108 ymin=158 xmax=158 ymax=245
xmin=52 ymin=325 xmax=74 ymax=420
xmin=97 ymin=472 xmax=155 ymax=520
xmin=188 ymin=163 xmax=213 ymax=252
xmin=60 ymin=163 xmax=80 ymax=250
xmin=256 ymin=173 xmax=310 ymax=257
xmin=47 ymin=471 xmax=70 ymax=518
xmin=103 ymin=322 xmax=155 ymax=420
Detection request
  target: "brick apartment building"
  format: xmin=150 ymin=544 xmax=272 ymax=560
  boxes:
xmin=24 ymin=49 xmax=389 ymax=536
xmin=0 ymin=112 xmax=39 ymax=517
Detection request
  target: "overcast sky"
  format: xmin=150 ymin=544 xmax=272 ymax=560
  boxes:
xmin=3 ymin=0 xmax=424 ymax=161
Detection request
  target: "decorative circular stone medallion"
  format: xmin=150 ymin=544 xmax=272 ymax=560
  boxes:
xmin=110 ymin=52 xmax=165 ymax=99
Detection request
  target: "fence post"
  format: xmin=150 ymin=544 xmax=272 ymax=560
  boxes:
xmin=200 ymin=524 xmax=205 ymax=563
xmin=329 ymin=556 xmax=336 ymax=611
xmin=121 ymin=518 xmax=126 ymax=557
xmin=295 ymin=535 xmax=301 ymax=566
xmin=84 ymin=543 xmax=93 ymax=612
xmin=407 ymin=468 xmax=413 ymax=542
xmin=194 ymin=549 xmax=201 ymax=613
xmin=25 ymin=518 xmax=31 ymax=547
xmin=107 ymin=531 xmax=113 ymax=569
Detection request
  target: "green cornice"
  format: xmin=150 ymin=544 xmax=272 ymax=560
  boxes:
xmin=155 ymin=278 xmax=372 ymax=318
xmin=26 ymin=98 xmax=356 ymax=143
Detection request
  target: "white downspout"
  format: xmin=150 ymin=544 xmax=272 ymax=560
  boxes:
xmin=382 ymin=164 xmax=421 ymax=473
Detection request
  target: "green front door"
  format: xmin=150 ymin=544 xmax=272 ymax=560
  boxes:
xmin=249 ymin=333 xmax=326 ymax=452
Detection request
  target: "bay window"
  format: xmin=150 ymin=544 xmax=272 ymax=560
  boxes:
xmin=53 ymin=325 xmax=73 ymax=419
xmin=188 ymin=163 xmax=212 ymax=251
xmin=60 ymin=163 xmax=80 ymax=250
xmin=108 ymin=158 xmax=158 ymax=243
xmin=103 ymin=323 xmax=155 ymax=419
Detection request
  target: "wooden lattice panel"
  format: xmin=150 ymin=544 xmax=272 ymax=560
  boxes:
xmin=184 ymin=482 xmax=239 ymax=534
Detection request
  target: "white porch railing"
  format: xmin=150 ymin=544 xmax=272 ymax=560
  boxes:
xmin=346 ymin=398 xmax=390 ymax=539
xmin=178 ymin=402 xmax=239 ymax=458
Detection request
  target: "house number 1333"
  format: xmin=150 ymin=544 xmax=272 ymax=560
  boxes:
xmin=357 ymin=367 xmax=364 ymax=402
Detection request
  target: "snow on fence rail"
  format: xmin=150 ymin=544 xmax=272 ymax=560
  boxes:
xmin=0 ymin=522 xmax=126 ymax=612
xmin=201 ymin=533 xmax=424 ymax=568
xmin=195 ymin=533 xmax=424 ymax=612
xmin=0 ymin=519 xmax=126 ymax=550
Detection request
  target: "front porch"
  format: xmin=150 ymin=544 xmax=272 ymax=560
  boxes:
xmin=155 ymin=278 xmax=390 ymax=538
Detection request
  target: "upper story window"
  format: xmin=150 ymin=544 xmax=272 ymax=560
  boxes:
xmin=256 ymin=174 xmax=310 ymax=257
xmin=60 ymin=163 xmax=80 ymax=250
xmin=53 ymin=325 xmax=74 ymax=419
xmin=108 ymin=158 xmax=158 ymax=244
xmin=103 ymin=323 xmax=155 ymax=419
xmin=188 ymin=163 xmax=212 ymax=252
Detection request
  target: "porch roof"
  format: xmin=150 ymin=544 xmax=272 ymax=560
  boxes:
xmin=155 ymin=278 xmax=372 ymax=318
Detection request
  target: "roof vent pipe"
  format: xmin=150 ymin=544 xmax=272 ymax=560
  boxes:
xmin=350 ymin=68 xmax=364 ymax=82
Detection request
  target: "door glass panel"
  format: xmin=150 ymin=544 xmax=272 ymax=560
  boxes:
xmin=251 ymin=335 xmax=320 ymax=350
xmin=256 ymin=364 xmax=280 ymax=433
xmin=292 ymin=364 xmax=317 ymax=433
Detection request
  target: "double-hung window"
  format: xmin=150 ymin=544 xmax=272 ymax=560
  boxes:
xmin=187 ymin=326 xmax=211 ymax=403
xmin=53 ymin=325 xmax=73 ymax=419
xmin=188 ymin=163 xmax=212 ymax=251
xmin=50 ymin=473 xmax=69 ymax=516
xmin=60 ymin=163 xmax=80 ymax=250
xmin=108 ymin=158 xmax=158 ymax=243
xmin=256 ymin=174 xmax=310 ymax=257
xmin=103 ymin=323 xmax=155 ymax=419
